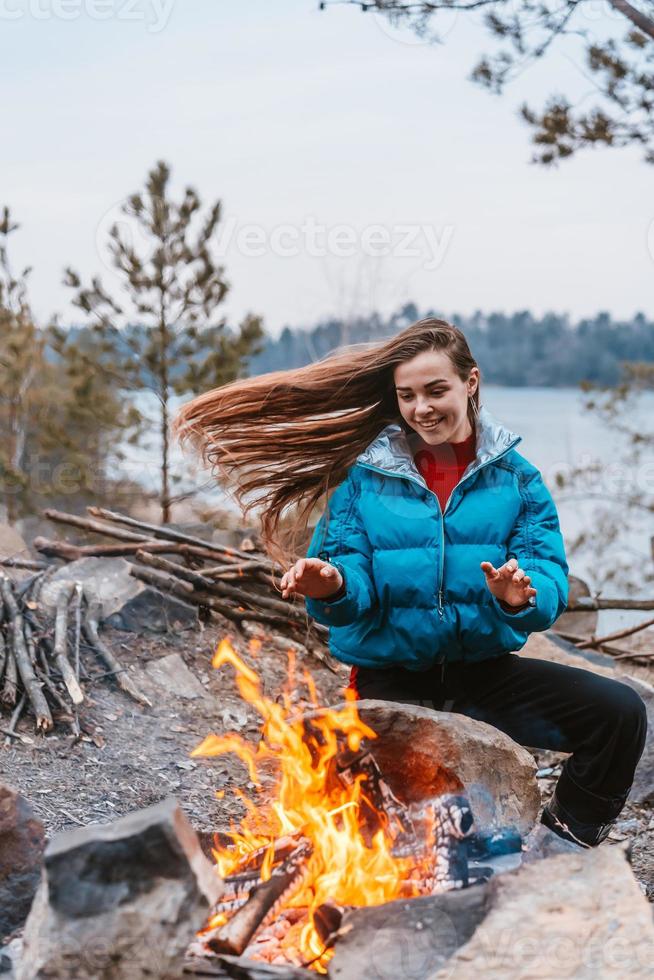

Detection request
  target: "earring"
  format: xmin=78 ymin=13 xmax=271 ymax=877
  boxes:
xmin=468 ymin=393 xmax=479 ymax=418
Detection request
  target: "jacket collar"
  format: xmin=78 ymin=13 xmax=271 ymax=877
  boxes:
xmin=355 ymin=405 xmax=522 ymax=489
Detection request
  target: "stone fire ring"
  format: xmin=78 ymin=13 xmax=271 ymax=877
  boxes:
xmin=302 ymin=699 xmax=541 ymax=836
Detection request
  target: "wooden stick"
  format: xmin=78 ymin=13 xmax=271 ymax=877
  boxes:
xmin=53 ymin=582 xmax=84 ymax=705
xmin=0 ymin=557 xmax=48 ymax=571
xmin=3 ymin=693 xmax=27 ymax=745
xmin=0 ymin=628 xmax=6 ymax=685
xmin=71 ymin=582 xmax=83 ymax=681
xmin=1 ymin=646 xmax=18 ymax=706
xmin=42 ymin=508 xmax=152 ymax=542
xmin=88 ymin=506 xmax=263 ymax=563
xmin=575 ymin=615 xmax=654 ymax=650
xmin=567 ymin=598 xmax=654 ymax=612
xmin=129 ymin=565 xmax=197 ymax=598
xmin=35 ymin=664 xmax=80 ymax=737
xmin=31 ymin=564 xmax=59 ymax=607
xmin=135 ymin=551 xmax=305 ymax=622
xmin=82 ymin=602 xmax=152 ymax=708
xmin=33 ymin=537 xmax=166 ymax=562
xmin=554 ymin=630 xmax=652 ymax=662
xmin=0 ymin=576 xmax=53 ymax=732
xmin=203 ymin=559 xmax=276 ymax=577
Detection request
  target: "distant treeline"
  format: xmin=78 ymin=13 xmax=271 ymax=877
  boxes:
xmin=244 ymin=304 xmax=654 ymax=387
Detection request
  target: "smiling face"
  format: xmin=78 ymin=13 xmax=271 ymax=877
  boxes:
xmin=393 ymin=348 xmax=479 ymax=444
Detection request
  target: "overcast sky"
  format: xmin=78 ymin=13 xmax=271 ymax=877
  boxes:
xmin=1 ymin=0 xmax=651 ymax=338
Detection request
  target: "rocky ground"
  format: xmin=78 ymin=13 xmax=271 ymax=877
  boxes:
xmin=1 ymin=612 xmax=652 ymax=902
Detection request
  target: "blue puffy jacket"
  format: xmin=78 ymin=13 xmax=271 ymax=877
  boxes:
xmin=304 ymin=406 xmax=569 ymax=669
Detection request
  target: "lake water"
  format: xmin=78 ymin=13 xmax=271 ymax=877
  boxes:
xmin=120 ymin=386 xmax=653 ymax=635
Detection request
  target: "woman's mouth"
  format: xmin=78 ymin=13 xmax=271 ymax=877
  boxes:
xmin=418 ymin=416 xmax=445 ymax=430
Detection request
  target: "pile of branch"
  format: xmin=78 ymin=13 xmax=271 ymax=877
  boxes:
xmin=32 ymin=506 xmax=333 ymax=664
xmin=0 ymin=569 xmax=150 ymax=741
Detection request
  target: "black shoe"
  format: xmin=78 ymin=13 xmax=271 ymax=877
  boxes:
xmin=540 ymin=790 xmax=616 ymax=849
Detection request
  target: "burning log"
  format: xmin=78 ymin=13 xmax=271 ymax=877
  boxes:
xmin=206 ymin=839 xmax=314 ymax=957
xmin=82 ymin=600 xmax=152 ymax=708
xmin=0 ymin=575 xmax=53 ymax=732
xmin=334 ymin=742 xmax=417 ymax=854
xmin=416 ymin=793 xmax=474 ymax=893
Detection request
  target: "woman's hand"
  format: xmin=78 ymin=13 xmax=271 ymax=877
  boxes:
xmin=280 ymin=558 xmax=344 ymax=600
xmin=480 ymin=557 xmax=537 ymax=608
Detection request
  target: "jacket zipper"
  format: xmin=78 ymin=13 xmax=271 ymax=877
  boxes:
xmin=358 ymin=438 xmax=520 ymax=620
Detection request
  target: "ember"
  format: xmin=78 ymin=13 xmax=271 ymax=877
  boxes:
xmin=191 ymin=638 xmax=476 ymax=972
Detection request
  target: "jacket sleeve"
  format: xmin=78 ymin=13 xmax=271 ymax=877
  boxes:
xmin=490 ymin=466 xmax=569 ymax=632
xmin=303 ymin=471 xmax=377 ymax=628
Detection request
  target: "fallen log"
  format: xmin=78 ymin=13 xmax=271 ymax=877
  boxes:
xmin=0 ymin=575 xmax=53 ymax=732
xmin=82 ymin=600 xmax=152 ymax=708
xmin=53 ymin=581 xmax=84 ymax=706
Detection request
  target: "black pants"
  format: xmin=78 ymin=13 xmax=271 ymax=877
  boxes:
xmin=351 ymin=653 xmax=648 ymax=825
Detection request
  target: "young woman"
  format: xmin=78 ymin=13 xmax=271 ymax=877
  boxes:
xmin=174 ymin=318 xmax=647 ymax=849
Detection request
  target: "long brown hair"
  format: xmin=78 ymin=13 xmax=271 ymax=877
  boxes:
xmin=172 ymin=317 xmax=481 ymax=569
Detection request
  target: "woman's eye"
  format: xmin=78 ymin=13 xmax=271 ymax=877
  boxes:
xmin=399 ymin=390 xmax=445 ymax=401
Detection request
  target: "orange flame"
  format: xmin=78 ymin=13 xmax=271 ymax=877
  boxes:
xmin=192 ymin=637 xmax=419 ymax=970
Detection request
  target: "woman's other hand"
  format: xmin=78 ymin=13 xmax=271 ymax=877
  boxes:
xmin=480 ymin=557 xmax=537 ymax=608
xmin=280 ymin=558 xmax=344 ymax=600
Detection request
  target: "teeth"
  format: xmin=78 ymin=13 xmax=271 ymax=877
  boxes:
xmin=420 ymin=417 xmax=444 ymax=429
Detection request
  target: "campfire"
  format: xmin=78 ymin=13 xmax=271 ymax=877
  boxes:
xmin=190 ymin=638 xmax=479 ymax=973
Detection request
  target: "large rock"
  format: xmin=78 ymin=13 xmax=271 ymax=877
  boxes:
xmin=551 ymin=574 xmax=599 ymax=638
xmin=307 ymin=700 xmax=540 ymax=835
xmin=133 ymin=653 xmax=210 ymax=702
xmin=523 ymin=632 xmax=654 ymax=804
xmin=429 ymin=846 xmax=654 ymax=979
xmin=39 ymin=556 xmax=198 ymax=633
xmin=0 ymin=785 xmax=45 ymax=941
xmin=329 ymin=886 xmax=492 ymax=980
xmin=17 ymin=797 xmax=223 ymax=980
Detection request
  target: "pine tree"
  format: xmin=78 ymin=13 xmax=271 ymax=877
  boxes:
xmin=0 ymin=208 xmax=131 ymax=523
xmin=64 ymin=160 xmax=264 ymax=524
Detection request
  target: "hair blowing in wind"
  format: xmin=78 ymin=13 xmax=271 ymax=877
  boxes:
xmin=171 ymin=318 xmax=481 ymax=570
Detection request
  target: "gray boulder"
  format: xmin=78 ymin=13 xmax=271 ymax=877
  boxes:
xmin=39 ymin=556 xmax=198 ymax=633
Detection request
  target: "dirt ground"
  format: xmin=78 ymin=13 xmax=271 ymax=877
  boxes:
xmin=1 ymin=614 xmax=653 ymax=902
